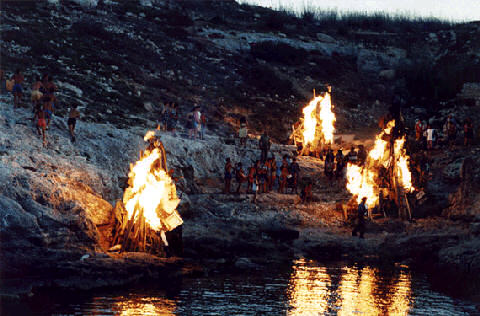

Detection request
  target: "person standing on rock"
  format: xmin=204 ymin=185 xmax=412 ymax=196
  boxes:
xmin=43 ymin=94 xmax=54 ymax=130
xmin=235 ymin=162 xmax=247 ymax=194
xmin=193 ymin=105 xmax=201 ymax=140
xmin=352 ymin=197 xmax=367 ymax=239
xmin=11 ymin=69 xmax=24 ymax=108
xmin=426 ymin=124 xmax=434 ymax=150
xmin=290 ymin=157 xmax=300 ymax=194
xmin=224 ymin=158 xmax=233 ymax=194
xmin=170 ymin=102 xmax=179 ymax=136
xmin=200 ymin=109 xmax=207 ymax=140
xmin=415 ymin=119 xmax=423 ymax=142
xmin=33 ymin=100 xmax=47 ymax=147
xmin=68 ymin=104 xmax=80 ymax=143
xmin=259 ymin=132 xmax=271 ymax=163
xmin=464 ymin=118 xmax=473 ymax=147
xmin=247 ymin=161 xmax=257 ymax=194
xmin=269 ymin=156 xmax=277 ymax=191
xmin=279 ymin=155 xmax=289 ymax=194
xmin=239 ymin=117 xmax=247 ymax=147
xmin=447 ymin=115 xmax=457 ymax=150
xmin=31 ymin=76 xmax=44 ymax=109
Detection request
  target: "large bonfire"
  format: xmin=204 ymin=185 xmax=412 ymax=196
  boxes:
xmin=112 ymin=131 xmax=183 ymax=254
xmin=346 ymin=120 xmax=414 ymax=217
xmin=292 ymin=87 xmax=336 ymax=155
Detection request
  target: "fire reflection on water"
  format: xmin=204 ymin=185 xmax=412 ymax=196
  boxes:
xmin=287 ymin=259 xmax=412 ymax=315
xmin=112 ymin=296 xmax=176 ymax=316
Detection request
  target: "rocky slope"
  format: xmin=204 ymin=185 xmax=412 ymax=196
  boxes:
xmin=1 ymin=0 xmax=479 ymax=141
xmin=1 ymin=90 xmax=480 ymax=300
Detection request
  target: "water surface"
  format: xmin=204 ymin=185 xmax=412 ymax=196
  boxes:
xmin=12 ymin=259 xmax=478 ymax=315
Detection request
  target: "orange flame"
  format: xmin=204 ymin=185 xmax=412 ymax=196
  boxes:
xmin=123 ymin=132 xmax=183 ymax=240
xmin=300 ymin=90 xmax=336 ymax=149
xmin=346 ymin=120 xmax=414 ymax=207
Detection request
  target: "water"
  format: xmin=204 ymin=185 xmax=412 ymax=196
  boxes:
xmin=9 ymin=259 xmax=478 ymax=315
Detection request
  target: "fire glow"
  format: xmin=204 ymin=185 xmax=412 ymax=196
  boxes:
xmin=346 ymin=120 xmax=414 ymax=207
xmin=122 ymin=131 xmax=183 ymax=245
xmin=300 ymin=88 xmax=336 ymax=150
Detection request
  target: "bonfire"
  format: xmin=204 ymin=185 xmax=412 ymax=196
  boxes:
xmin=111 ymin=131 xmax=183 ymax=254
xmin=346 ymin=120 xmax=414 ymax=219
xmin=291 ymin=86 xmax=336 ymax=155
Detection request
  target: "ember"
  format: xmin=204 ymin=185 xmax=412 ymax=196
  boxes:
xmin=112 ymin=131 xmax=183 ymax=254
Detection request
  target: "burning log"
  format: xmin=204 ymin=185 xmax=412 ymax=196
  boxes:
xmin=111 ymin=131 xmax=183 ymax=255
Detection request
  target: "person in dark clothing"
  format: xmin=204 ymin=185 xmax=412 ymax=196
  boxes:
xmin=335 ymin=149 xmax=344 ymax=179
xmin=235 ymin=162 xmax=247 ymax=194
xmin=290 ymin=157 xmax=300 ymax=194
xmin=464 ymin=118 xmax=474 ymax=147
xmin=352 ymin=197 xmax=367 ymax=238
xmin=224 ymin=158 xmax=232 ymax=194
xmin=259 ymin=132 xmax=271 ymax=163
xmin=300 ymin=181 xmax=313 ymax=204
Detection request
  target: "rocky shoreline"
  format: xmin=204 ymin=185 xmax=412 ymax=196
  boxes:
xmin=1 ymin=94 xmax=479 ymax=303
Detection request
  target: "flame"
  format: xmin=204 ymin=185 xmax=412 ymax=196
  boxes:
xmin=299 ymin=89 xmax=336 ymax=149
xmin=346 ymin=120 xmax=414 ymax=207
xmin=123 ymin=132 xmax=183 ymax=237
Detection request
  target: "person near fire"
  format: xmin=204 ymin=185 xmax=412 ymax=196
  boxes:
xmin=446 ymin=115 xmax=457 ymax=150
xmin=335 ymin=149 xmax=345 ymax=179
xmin=352 ymin=197 xmax=367 ymax=238
xmin=259 ymin=131 xmax=271 ymax=163
xmin=290 ymin=157 xmax=300 ymax=194
xmin=258 ymin=160 xmax=268 ymax=193
xmin=279 ymin=155 xmax=289 ymax=193
xmin=357 ymin=145 xmax=367 ymax=166
xmin=224 ymin=158 xmax=233 ymax=194
xmin=415 ymin=119 xmax=423 ymax=142
xmin=269 ymin=155 xmax=277 ymax=191
xmin=235 ymin=162 xmax=247 ymax=194
xmin=464 ymin=118 xmax=473 ymax=147
xmin=300 ymin=181 xmax=313 ymax=204
xmin=11 ymin=69 xmax=24 ymax=108
xmin=426 ymin=124 xmax=434 ymax=150
xmin=247 ymin=161 xmax=257 ymax=194
xmin=346 ymin=146 xmax=357 ymax=163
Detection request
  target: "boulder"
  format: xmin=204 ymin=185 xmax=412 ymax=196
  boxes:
xmin=316 ymin=33 xmax=336 ymax=43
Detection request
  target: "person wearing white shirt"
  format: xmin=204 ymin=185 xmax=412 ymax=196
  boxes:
xmin=426 ymin=125 xmax=434 ymax=150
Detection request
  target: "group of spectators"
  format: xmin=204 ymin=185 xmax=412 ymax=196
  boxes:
xmin=2 ymin=68 xmax=80 ymax=147
xmin=223 ymin=132 xmax=304 ymax=203
xmin=159 ymin=102 xmax=207 ymax=140
xmin=415 ymin=114 xmax=475 ymax=150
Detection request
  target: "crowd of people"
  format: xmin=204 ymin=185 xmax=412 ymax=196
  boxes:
xmin=414 ymin=114 xmax=475 ymax=151
xmin=1 ymin=68 xmax=80 ymax=147
xmin=223 ymin=132 xmax=304 ymax=202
